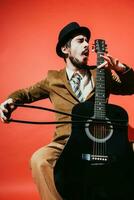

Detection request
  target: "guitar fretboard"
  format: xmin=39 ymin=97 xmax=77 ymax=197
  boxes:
xmin=94 ymin=52 xmax=106 ymax=119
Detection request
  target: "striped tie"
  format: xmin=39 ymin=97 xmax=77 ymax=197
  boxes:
xmin=71 ymin=73 xmax=84 ymax=102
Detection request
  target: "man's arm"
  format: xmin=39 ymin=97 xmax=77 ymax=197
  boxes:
xmin=8 ymin=78 xmax=50 ymax=104
xmin=0 ymin=76 xmax=50 ymax=122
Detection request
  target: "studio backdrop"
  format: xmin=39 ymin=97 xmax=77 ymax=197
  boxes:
xmin=0 ymin=0 xmax=134 ymax=200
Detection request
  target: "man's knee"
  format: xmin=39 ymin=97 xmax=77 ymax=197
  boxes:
xmin=30 ymin=143 xmax=64 ymax=174
xmin=30 ymin=147 xmax=49 ymax=172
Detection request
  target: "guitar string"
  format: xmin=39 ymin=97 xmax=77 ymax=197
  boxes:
xmin=96 ymin=51 xmax=106 ymax=159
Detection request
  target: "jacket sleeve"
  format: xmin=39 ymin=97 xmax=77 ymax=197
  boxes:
xmin=106 ymin=66 xmax=134 ymax=95
xmin=8 ymin=75 xmax=50 ymax=104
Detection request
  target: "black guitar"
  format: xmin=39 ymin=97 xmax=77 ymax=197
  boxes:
xmin=54 ymin=39 xmax=134 ymax=200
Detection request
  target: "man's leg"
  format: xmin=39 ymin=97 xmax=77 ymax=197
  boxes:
xmin=30 ymin=142 xmax=64 ymax=200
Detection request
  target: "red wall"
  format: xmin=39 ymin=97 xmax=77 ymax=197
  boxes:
xmin=0 ymin=0 xmax=134 ymax=199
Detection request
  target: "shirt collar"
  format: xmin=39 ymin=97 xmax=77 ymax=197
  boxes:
xmin=66 ymin=67 xmax=85 ymax=81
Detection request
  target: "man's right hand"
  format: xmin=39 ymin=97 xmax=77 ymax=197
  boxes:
xmin=0 ymin=98 xmax=15 ymax=123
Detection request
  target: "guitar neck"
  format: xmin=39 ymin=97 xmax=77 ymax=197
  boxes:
xmin=94 ymin=52 xmax=106 ymax=119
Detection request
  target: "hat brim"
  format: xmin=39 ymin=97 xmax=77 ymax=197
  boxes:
xmin=56 ymin=26 xmax=91 ymax=57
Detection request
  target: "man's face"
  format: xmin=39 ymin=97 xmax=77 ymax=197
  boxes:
xmin=68 ymin=35 xmax=89 ymax=67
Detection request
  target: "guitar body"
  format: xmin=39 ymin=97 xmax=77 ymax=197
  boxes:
xmin=54 ymin=101 xmax=134 ymax=200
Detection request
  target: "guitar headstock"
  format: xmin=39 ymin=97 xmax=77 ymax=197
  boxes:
xmin=94 ymin=39 xmax=107 ymax=54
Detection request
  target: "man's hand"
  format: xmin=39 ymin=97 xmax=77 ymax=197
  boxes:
xmin=0 ymin=98 xmax=15 ymax=123
xmin=98 ymin=54 xmax=126 ymax=73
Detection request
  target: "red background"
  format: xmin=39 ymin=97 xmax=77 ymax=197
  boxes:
xmin=0 ymin=0 xmax=134 ymax=200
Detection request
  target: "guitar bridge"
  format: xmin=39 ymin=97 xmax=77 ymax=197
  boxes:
xmin=82 ymin=153 xmax=108 ymax=165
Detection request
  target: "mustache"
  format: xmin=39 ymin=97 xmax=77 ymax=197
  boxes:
xmin=81 ymin=48 xmax=89 ymax=56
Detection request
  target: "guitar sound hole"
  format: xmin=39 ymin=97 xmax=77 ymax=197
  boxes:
xmin=89 ymin=124 xmax=110 ymax=139
xmin=85 ymin=119 xmax=113 ymax=143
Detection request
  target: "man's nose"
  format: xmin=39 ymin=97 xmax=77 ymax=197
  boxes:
xmin=84 ymin=40 xmax=89 ymax=48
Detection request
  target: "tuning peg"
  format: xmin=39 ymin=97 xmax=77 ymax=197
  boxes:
xmin=92 ymin=44 xmax=95 ymax=52
xmin=105 ymin=47 xmax=108 ymax=54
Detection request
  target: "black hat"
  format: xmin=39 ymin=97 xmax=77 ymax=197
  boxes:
xmin=56 ymin=22 xmax=91 ymax=57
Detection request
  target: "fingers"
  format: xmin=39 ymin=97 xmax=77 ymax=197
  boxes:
xmin=0 ymin=98 xmax=14 ymax=123
xmin=101 ymin=54 xmax=114 ymax=66
xmin=97 ymin=61 xmax=108 ymax=69
xmin=115 ymin=59 xmax=119 ymax=66
xmin=0 ymin=108 xmax=9 ymax=123
xmin=97 ymin=54 xmax=112 ymax=69
xmin=98 ymin=54 xmax=120 ymax=70
xmin=0 ymin=110 xmax=8 ymax=122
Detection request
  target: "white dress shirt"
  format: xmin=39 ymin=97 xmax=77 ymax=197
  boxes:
xmin=66 ymin=67 xmax=94 ymax=101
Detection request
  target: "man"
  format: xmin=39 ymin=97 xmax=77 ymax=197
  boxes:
xmin=0 ymin=22 xmax=134 ymax=200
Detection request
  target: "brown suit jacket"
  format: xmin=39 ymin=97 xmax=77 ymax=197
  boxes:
xmin=8 ymin=66 xmax=134 ymax=143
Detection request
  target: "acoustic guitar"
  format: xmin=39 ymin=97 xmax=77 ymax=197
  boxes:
xmin=54 ymin=39 xmax=134 ymax=200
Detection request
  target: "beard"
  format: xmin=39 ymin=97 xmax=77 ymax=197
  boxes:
xmin=69 ymin=56 xmax=88 ymax=69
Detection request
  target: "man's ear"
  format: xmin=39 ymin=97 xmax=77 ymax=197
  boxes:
xmin=61 ymin=45 xmax=69 ymax=55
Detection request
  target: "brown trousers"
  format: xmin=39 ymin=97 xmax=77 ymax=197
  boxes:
xmin=30 ymin=142 xmax=64 ymax=200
